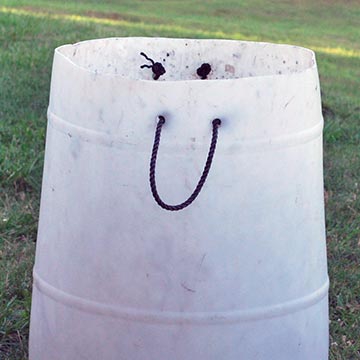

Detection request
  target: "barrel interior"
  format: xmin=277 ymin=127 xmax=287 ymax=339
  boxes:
xmin=57 ymin=38 xmax=315 ymax=81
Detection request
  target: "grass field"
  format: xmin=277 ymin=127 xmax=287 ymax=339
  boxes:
xmin=0 ymin=0 xmax=359 ymax=359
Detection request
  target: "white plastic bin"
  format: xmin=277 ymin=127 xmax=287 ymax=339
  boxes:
xmin=29 ymin=37 xmax=329 ymax=360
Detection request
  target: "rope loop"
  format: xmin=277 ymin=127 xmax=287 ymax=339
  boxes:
xmin=149 ymin=115 xmax=221 ymax=211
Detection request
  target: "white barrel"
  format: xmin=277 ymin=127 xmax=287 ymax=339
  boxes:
xmin=29 ymin=38 xmax=329 ymax=360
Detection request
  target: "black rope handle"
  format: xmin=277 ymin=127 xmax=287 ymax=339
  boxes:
xmin=149 ymin=115 xmax=221 ymax=211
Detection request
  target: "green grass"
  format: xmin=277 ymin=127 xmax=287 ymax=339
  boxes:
xmin=0 ymin=1 xmax=359 ymax=359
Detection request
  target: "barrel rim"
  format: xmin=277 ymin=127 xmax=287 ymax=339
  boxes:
xmin=54 ymin=37 xmax=317 ymax=84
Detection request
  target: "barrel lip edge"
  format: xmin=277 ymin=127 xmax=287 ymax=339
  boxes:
xmin=53 ymin=37 xmax=317 ymax=85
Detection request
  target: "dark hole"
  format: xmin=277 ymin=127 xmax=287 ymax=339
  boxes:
xmin=197 ymin=63 xmax=211 ymax=79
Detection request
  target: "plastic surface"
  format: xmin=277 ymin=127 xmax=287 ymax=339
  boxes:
xmin=29 ymin=38 xmax=329 ymax=360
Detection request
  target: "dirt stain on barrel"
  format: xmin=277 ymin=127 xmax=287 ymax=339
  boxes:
xmin=181 ymin=282 xmax=196 ymax=293
xmin=225 ymin=64 xmax=235 ymax=75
